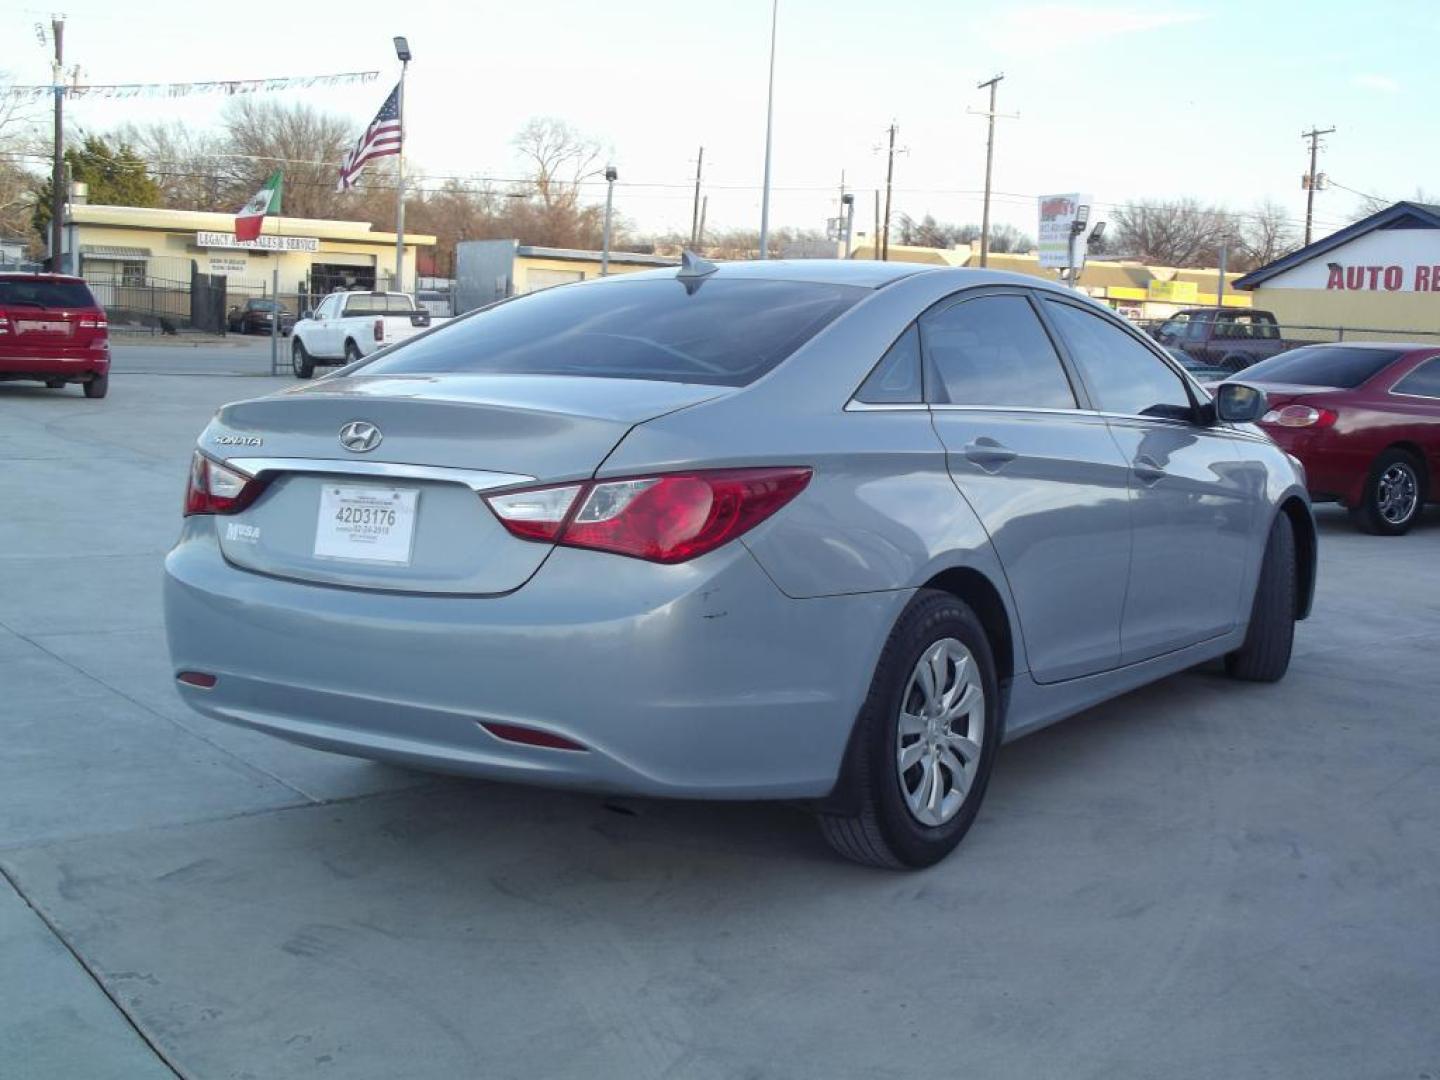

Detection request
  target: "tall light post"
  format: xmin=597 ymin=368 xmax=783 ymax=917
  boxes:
xmin=758 ymin=0 xmax=778 ymax=260
xmin=601 ymin=165 xmax=618 ymax=276
xmin=393 ymin=36 xmax=411 ymax=293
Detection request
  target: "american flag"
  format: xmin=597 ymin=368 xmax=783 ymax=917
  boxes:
xmin=336 ymin=83 xmax=403 ymax=191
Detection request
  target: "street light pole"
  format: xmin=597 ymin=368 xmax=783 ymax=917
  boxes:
xmin=393 ymin=36 xmax=412 ymax=293
xmin=601 ymin=165 xmax=618 ymax=276
xmin=758 ymin=0 xmax=778 ymax=260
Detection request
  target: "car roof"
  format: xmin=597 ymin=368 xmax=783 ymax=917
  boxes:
xmin=1284 ymin=341 xmax=1440 ymax=354
xmin=0 ymin=272 xmax=87 ymax=284
xmin=591 ymin=259 xmax=1083 ymax=294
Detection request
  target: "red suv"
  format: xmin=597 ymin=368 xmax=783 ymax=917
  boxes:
xmin=0 ymin=273 xmax=110 ymax=398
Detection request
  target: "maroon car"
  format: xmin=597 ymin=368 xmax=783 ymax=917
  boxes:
xmin=0 ymin=273 xmax=110 ymax=398
xmin=1236 ymin=343 xmax=1440 ymax=534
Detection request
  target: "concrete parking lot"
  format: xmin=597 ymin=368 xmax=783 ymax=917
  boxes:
xmin=3 ymin=346 xmax=1438 ymax=1080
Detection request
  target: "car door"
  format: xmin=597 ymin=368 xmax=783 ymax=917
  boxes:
xmin=923 ymin=289 xmax=1133 ymax=684
xmin=1388 ymin=355 xmax=1440 ymax=479
xmin=313 ymin=295 xmax=342 ymax=356
xmin=1039 ymin=297 xmax=1254 ymax=663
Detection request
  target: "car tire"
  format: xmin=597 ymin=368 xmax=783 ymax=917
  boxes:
xmin=1225 ymin=512 xmax=1296 ymax=683
xmin=45 ymin=377 xmax=66 ymax=389
xmin=292 ymin=339 xmax=316 ymax=380
xmin=344 ymin=340 xmax=362 ymax=365
xmin=1349 ymin=448 xmax=1426 ymax=536
xmin=818 ymin=589 xmax=1000 ymax=869
xmin=83 ymin=373 xmax=109 ymax=400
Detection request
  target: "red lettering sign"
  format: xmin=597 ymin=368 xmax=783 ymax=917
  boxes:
xmin=1416 ymin=266 xmax=1431 ymax=291
xmin=1327 ymin=265 xmax=1345 ymax=290
xmin=1345 ymin=266 xmax=1365 ymax=290
xmin=1384 ymin=266 xmax=1403 ymax=291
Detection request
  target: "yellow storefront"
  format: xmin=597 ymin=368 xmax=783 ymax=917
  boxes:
xmin=61 ymin=203 xmax=435 ymax=299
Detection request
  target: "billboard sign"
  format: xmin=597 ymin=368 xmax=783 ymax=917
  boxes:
xmin=1037 ymin=193 xmax=1090 ymax=269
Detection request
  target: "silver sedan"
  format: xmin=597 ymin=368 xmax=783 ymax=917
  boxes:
xmin=164 ymin=258 xmax=1315 ymax=868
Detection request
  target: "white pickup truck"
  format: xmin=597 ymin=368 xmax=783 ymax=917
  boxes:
xmin=289 ymin=291 xmax=443 ymax=379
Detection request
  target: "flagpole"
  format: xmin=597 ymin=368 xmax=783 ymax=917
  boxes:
xmin=393 ymin=53 xmax=408 ymax=294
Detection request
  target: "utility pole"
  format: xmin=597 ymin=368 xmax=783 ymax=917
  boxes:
xmin=970 ymin=73 xmax=1015 ymax=268
xmin=49 ymin=16 xmax=65 ymax=273
xmin=1302 ymin=125 xmax=1334 ymax=247
xmin=881 ymin=122 xmax=898 ymax=260
xmin=689 ymin=146 xmax=704 ymax=247
xmin=873 ymin=190 xmax=881 ymax=260
xmin=758 ymin=0 xmax=778 ymax=259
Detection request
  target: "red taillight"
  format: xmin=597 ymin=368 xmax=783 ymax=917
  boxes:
xmin=176 ymin=671 xmax=217 ymax=689
xmin=183 ymin=451 xmax=268 ymax=516
xmin=485 ymin=467 xmax=812 ymax=563
xmin=1261 ymin=404 xmax=1338 ymax=428
xmin=373 ymin=317 xmax=384 ymax=342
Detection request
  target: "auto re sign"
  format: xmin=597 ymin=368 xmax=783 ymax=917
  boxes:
xmin=1265 ymin=229 xmax=1440 ymax=293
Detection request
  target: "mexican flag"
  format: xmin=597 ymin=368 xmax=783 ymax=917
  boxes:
xmin=234 ymin=171 xmax=283 ymax=242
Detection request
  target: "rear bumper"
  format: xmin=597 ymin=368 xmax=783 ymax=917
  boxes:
xmin=0 ymin=349 xmax=109 ymax=378
xmin=163 ymin=523 xmax=907 ymax=799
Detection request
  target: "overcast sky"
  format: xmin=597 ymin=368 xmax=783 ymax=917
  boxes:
xmin=2 ymin=0 xmax=1434 ymax=242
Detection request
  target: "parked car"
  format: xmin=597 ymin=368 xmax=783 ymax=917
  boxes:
xmin=0 ymin=272 xmax=110 ymax=398
xmin=227 ymin=298 xmax=295 ymax=336
xmin=165 ymin=260 xmax=1315 ymax=868
xmin=1228 ymin=342 xmax=1440 ymax=534
xmin=1152 ymin=308 xmax=1304 ymax=372
xmin=288 ymin=291 xmax=440 ymax=378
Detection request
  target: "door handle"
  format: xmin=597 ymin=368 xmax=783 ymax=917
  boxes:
xmin=963 ymin=439 xmax=1017 ymax=469
xmin=1132 ymin=456 xmax=1167 ymax=483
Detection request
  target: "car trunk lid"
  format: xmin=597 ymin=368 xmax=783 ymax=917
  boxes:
xmin=204 ymin=373 xmax=729 ymax=594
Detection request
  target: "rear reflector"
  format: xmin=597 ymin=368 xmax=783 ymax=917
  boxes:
xmin=176 ymin=671 xmax=218 ymax=688
xmin=480 ymin=721 xmax=588 ymax=752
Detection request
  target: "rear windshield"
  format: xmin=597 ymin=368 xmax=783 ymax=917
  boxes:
xmin=1242 ymin=345 xmax=1404 ymax=388
xmin=0 ymin=279 xmax=98 ymax=309
xmin=344 ymin=294 xmax=414 ymax=316
xmin=249 ymin=299 xmax=277 ymax=311
xmin=363 ymin=278 xmax=867 ymax=386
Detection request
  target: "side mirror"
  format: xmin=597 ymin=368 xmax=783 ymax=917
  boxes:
xmin=1215 ymin=382 xmax=1267 ymax=424
xmin=301 ymin=309 xmax=313 ymax=320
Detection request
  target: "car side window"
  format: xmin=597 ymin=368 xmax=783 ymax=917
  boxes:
xmin=314 ymin=297 xmax=335 ymax=319
xmin=855 ymin=325 xmax=922 ymax=404
xmin=1392 ymin=357 xmax=1440 ymax=399
xmin=1043 ymin=300 xmax=1195 ymax=421
xmin=920 ymin=295 xmax=1077 ymax=409
xmin=1184 ymin=318 xmax=1209 ymax=342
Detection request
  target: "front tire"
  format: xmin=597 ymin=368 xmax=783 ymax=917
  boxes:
xmin=819 ymin=590 xmax=1000 ymax=869
xmin=292 ymin=339 xmax=316 ymax=380
xmin=1349 ymin=448 xmax=1426 ymax=536
xmin=1225 ymin=512 xmax=1296 ymax=682
xmin=45 ymin=377 xmax=66 ymax=389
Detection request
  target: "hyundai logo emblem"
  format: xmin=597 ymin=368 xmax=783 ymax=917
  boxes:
xmin=339 ymin=421 xmax=383 ymax=453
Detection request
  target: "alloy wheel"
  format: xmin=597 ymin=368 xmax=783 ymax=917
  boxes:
xmin=1377 ymin=463 xmax=1418 ymax=526
xmin=895 ymin=638 xmax=986 ymax=827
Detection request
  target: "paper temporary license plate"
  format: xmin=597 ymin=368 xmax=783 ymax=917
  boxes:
xmin=314 ymin=485 xmax=419 ymax=564
xmin=17 ymin=320 xmax=71 ymax=335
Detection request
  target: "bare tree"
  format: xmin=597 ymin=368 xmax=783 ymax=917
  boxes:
xmin=511 ymin=117 xmax=603 ymax=211
xmin=113 ymin=120 xmax=227 ymax=211
xmin=0 ymin=74 xmax=46 ymax=253
xmin=1350 ymin=187 xmax=1434 ymax=221
xmin=218 ymin=99 xmax=355 ymax=219
xmin=1237 ymin=199 xmax=1298 ymax=269
xmin=1112 ymin=199 xmax=1228 ymax=267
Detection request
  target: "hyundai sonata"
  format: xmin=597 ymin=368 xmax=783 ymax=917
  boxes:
xmin=164 ymin=258 xmax=1315 ymax=868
